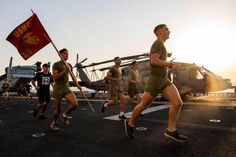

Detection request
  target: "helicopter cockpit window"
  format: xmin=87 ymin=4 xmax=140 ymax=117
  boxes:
xmin=189 ymin=68 xmax=204 ymax=80
xmin=198 ymin=67 xmax=208 ymax=78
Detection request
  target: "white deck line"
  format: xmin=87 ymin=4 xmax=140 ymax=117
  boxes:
xmin=103 ymin=104 xmax=171 ymax=121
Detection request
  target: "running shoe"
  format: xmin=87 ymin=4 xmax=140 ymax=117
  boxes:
xmin=119 ymin=114 xmax=128 ymax=119
xmin=164 ymin=130 xmax=188 ymax=142
xmin=101 ymin=102 xmax=107 ymax=113
xmin=33 ymin=109 xmax=38 ymax=117
xmin=61 ymin=114 xmax=70 ymax=125
xmin=124 ymin=119 xmax=134 ymax=138
xmin=50 ymin=122 xmax=59 ymax=131
xmin=139 ymin=113 xmax=144 ymax=117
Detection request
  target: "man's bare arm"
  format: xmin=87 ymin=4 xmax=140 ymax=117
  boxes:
xmin=150 ymin=53 xmax=179 ymax=69
xmin=52 ymin=66 xmax=68 ymax=81
xmin=127 ymin=75 xmax=138 ymax=84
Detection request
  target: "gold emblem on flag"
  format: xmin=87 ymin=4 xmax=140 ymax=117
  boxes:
xmin=22 ymin=32 xmax=39 ymax=45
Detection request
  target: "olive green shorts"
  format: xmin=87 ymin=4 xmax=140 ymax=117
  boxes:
xmin=53 ymin=85 xmax=72 ymax=100
xmin=128 ymin=86 xmax=140 ymax=98
xmin=109 ymin=85 xmax=123 ymax=97
xmin=145 ymin=74 xmax=172 ymax=97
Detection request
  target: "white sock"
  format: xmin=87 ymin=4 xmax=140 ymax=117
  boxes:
xmin=104 ymin=103 xmax=108 ymax=107
xmin=119 ymin=112 xmax=124 ymax=116
xmin=129 ymin=123 xmax=135 ymax=127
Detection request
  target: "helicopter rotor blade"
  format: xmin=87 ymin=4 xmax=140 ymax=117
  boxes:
xmin=81 ymin=53 xmax=149 ymax=68
xmin=76 ymin=54 xmax=79 ymax=64
xmin=79 ymin=58 xmax=88 ymax=64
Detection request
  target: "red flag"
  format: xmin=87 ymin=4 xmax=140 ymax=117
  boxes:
xmin=6 ymin=14 xmax=51 ymax=60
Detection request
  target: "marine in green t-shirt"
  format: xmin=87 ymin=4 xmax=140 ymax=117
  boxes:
xmin=145 ymin=39 xmax=172 ymax=97
xmin=128 ymin=61 xmax=140 ymax=98
xmin=125 ymin=24 xmax=188 ymax=142
xmin=101 ymin=56 xmax=127 ymax=119
xmin=50 ymin=48 xmax=82 ymax=131
xmin=127 ymin=61 xmax=142 ymax=107
xmin=108 ymin=66 xmax=123 ymax=97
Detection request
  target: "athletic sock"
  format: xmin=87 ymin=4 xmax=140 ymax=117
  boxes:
xmin=119 ymin=112 xmax=124 ymax=116
xmin=104 ymin=103 xmax=108 ymax=107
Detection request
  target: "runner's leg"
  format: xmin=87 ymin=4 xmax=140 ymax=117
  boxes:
xmin=162 ymin=84 xmax=183 ymax=131
xmin=128 ymin=92 xmax=153 ymax=126
xmin=64 ymin=92 xmax=78 ymax=115
xmin=52 ymin=99 xmax=62 ymax=122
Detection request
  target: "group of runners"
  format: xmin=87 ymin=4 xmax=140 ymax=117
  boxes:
xmin=102 ymin=24 xmax=187 ymax=142
xmin=13 ymin=24 xmax=188 ymax=142
xmin=32 ymin=48 xmax=80 ymax=131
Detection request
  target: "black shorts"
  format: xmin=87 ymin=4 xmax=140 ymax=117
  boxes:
xmin=37 ymin=89 xmax=50 ymax=104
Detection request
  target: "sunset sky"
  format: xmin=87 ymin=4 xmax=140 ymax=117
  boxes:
xmin=1 ymin=0 xmax=236 ymax=82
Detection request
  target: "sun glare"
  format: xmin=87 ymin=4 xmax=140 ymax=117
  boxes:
xmin=172 ymin=21 xmax=236 ymax=74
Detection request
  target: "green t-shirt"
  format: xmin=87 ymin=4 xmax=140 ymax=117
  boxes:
xmin=52 ymin=61 xmax=72 ymax=86
xmin=128 ymin=69 xmax=139 ymax=89
xmin=109 ymin=66 xmax=122 ymax=86
xmin=150 ymin=39 xmax=168 ymax=76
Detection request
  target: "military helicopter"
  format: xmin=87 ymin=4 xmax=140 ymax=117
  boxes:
xmin=0 ymin=57 xmax=41 ymax=95
xmin=72 ymin=53 xmax=234 ymax=98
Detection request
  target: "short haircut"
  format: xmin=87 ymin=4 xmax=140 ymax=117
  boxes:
xmin=59 ymin=48 xmax=68 ymax=54
xmin=154 ymin=24 xmax=166 ymax=34
xmin=42 ymin=63 xmax=50 ymax=67
xmin=114 ymin=56 xmax=120 ymax=61
xmin=131 ymin=61 xmax=137 ymax=65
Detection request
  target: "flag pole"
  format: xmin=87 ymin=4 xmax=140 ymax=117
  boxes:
xmin=31 ymin=9 xmax=35 ymax=14
xmin=50 ymin=41 xmax=95 ymax=112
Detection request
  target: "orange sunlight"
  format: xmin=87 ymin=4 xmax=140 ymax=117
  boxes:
xmin=172 ymin=21 xmax=236 ymax=76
